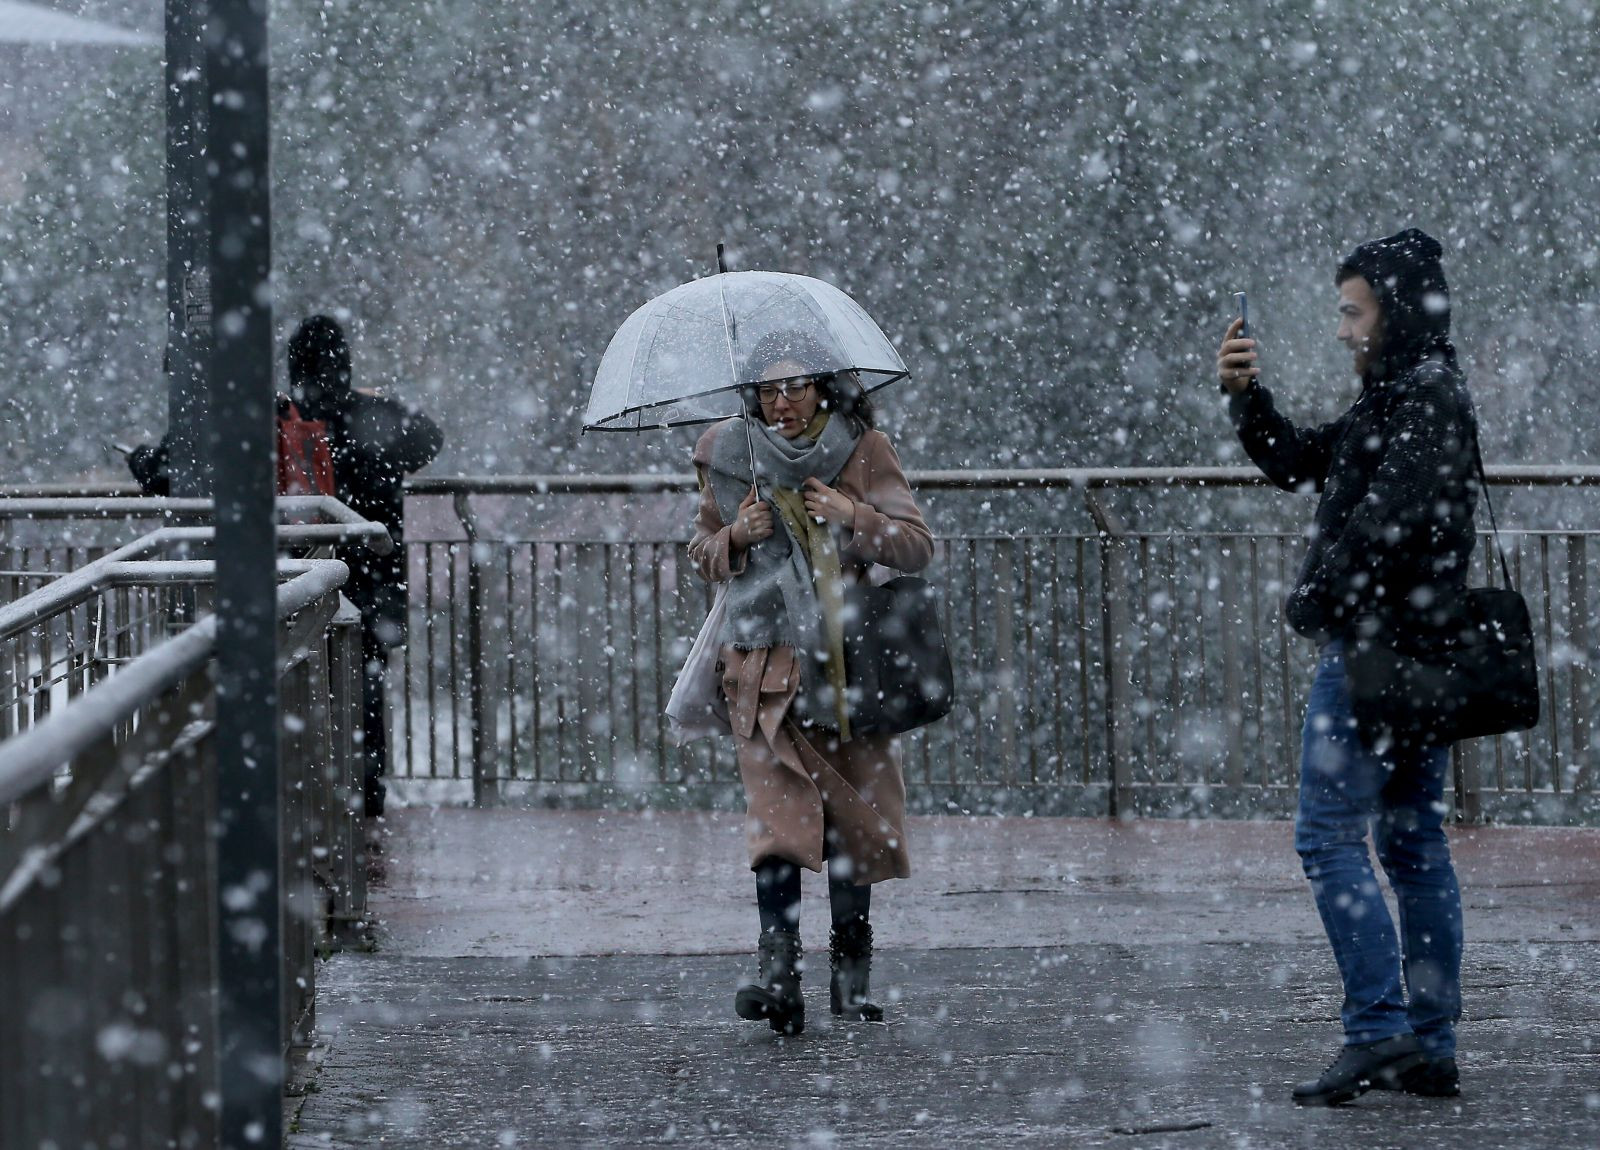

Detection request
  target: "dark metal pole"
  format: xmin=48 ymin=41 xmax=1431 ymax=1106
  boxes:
xmin=166 ymin=0 xmax=210 ymax=497
xmin=205 ymin=0 xmax=280 ymax=1147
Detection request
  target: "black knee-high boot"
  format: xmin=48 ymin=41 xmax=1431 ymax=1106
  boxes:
xmin=828 ymin=862 xmax=882 ymax=1021
xmin=735 ymin=859 xmax=805 ymax=1034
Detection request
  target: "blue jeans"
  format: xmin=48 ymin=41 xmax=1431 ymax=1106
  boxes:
xmin=1294 ymin=641 xmax=1463 ymax=1057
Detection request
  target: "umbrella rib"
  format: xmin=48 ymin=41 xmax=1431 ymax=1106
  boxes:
xmin=621 ymin=311 xmax=659 ymax=431
xmin=791 ymin=284 xmax=860 ymax=366
xmin=716 ymin=276 xmax=741 ymax=386
xmin=589 ymin=379 xmax=748 ymax=426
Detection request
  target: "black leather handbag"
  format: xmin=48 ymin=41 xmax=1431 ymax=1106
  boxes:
xmin=794 ymin=575 xmax=955 ymax=738
xmin=841 ymin=576 xmax=955 ymax=736
xmin=1345 ymin=434 xmax=1540 ymax=749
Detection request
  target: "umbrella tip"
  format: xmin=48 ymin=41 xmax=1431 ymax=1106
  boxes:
xmin=717 ymin=242 xmax=728 ymax=274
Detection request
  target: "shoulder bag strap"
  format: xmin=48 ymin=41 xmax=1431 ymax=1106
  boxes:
xmin=1470 ymin=418 xmax=1513 ymax=589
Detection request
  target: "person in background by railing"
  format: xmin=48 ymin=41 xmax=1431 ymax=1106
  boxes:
xmin=688 ymin=330 xmax=933 ymax=1036
xmin=126 ymin=315 xmax=443 ymax=820
xmin=284 ymin=316 xmax=443 ymax=820
xmin=1216 ymin=229 xmax=1476 ymax=1105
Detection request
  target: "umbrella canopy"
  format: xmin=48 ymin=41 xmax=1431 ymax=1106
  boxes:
xmin=0 ymin=2 xmax=156 ymax=45
xmin=584 ymin=271 xmax=907 ymax=431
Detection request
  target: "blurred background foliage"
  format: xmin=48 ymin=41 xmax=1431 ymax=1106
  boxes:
xmin=2 ymin=0 xmax=1598 ymax=499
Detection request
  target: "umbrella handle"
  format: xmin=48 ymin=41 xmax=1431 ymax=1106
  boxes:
xmin=742 ymin=408 xmax=759 ymax=491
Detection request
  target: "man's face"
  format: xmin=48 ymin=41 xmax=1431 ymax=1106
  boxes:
xmin=1336 ymin=276 xmax=1383 ymax=376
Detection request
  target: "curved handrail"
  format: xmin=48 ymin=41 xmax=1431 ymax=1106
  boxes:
xmin=0 ymin=519 xmax=389 ymax=642
xmin=0 ymin=558 xmax=349 ymax=807
xmin=0 ymin=496 xmax=396 ymax=546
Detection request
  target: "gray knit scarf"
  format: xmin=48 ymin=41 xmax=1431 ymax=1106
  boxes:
xmin=704 ymin=413 xmax=861 ymax=652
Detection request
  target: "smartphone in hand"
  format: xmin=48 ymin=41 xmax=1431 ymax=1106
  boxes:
xmin=1234 ymin=291 xmax=1250 ymax=340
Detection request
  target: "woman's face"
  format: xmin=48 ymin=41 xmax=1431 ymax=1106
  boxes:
xmin=756 ymin=358 xmax=823 ymax=438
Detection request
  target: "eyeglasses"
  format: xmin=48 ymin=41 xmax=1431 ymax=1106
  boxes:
xmin=756 ymin=380 xmax=815 ymax=405
xmin=755 ymin=376 xmax=827 ymax=404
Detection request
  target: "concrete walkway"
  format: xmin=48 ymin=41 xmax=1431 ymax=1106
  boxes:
xmin=288 ymin=810 xmax=1600 ymax=1148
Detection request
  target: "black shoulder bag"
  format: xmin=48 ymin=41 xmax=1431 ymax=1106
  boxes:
xmin=793 ymin=575 xmax=956 ymax=738
xmin=1345 ymin=430 xmax=1540 ymax=749
xmin=840 ymin=576 xmax=955 ymax=736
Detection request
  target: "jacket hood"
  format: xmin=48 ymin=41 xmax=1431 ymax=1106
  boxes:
xmin=1337 ymin=227 xmax=1454 ymax=381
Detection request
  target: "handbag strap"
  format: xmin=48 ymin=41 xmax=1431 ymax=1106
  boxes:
xmin=1470 ymin=418 xmax=1513 ymax=589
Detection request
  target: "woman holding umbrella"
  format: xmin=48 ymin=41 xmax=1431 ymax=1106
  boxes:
xmin=687 ymin=329 xmax=934 ymax=1035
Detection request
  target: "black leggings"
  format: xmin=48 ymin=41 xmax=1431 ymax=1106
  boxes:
xmin=755 ymin=857 xmax=870 ymax=935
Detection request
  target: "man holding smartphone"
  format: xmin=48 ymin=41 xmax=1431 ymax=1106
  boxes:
xmin=1216 ymin=229 xmax=1477 ymax=1105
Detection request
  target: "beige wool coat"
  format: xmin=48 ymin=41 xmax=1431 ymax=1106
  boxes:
xmin=688 ymin=420 xmax=934 ymax=884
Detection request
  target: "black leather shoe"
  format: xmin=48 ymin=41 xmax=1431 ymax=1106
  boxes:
xmin=1371 ymin=1056 xmax=1460 ymax=1097
xmin=735 ymin=930 xmax=805 ymax=1035
xmin=1292 ymin=1034 xmax=1425 ymax=1106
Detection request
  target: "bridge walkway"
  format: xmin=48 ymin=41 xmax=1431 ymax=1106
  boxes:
xmin=288 ymin=810 xmax=1600 ymax=1148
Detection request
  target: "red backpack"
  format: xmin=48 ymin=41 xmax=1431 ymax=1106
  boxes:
xmin=276 ymin=400 xmax=337 ymax=497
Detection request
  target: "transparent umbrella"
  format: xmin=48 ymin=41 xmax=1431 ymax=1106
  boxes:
xmin=0 ymin=1 xmax=156 ymax=44
xmin=583 ymin=268 xmax=908 ymax=435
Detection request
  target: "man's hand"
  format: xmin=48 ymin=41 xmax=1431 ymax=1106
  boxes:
xmin=1217 ymin=316 xmax=1259 ymax=395
xmin=802 ymin=477 xmax=856 ymax=526
xmin=729 ymin=487 xmax=773 ymax=551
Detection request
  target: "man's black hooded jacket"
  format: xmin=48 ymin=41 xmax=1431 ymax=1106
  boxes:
xmin=1228 ymin=229 xmax=1480 ymax=643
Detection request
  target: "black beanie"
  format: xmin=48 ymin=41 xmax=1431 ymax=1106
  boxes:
xmin=287 ymin=314 xmax=353 ymax=419
xmin=288 ymin=314 xmax=352 ymax=389
xmin=1336 ymin=227 xmax=1452 ymax=377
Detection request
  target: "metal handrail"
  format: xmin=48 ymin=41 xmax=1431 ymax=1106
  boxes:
xmin=7 ymin=476 xmax=1594 ymax=821
xmin=0 ymin=547 xmax=365 ymax=1150
xmin=405 ymin=465 xmax=1600 ymax=495
xmin=0 ymin=558 xmax=349 ymax=810
xmin=0 ymin=521 xmax=389 ymax=642
xmin=0 ymin=495 xmax=397 ymax=541
xmin=0 ymin=483 xmax=145 ymax=498
xmin=9 ymin=465 xmax=1600 ymax=504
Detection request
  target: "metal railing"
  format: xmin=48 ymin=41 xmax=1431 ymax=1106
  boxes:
xmin=0 ymin=500 xmax=387 ymax=1149
xmin=0 ymin=499 xmax=390 ymax=739
xmin=8 ymin=476 xmax=1598 ymax=824
xmin=0 ymin=554 xmax=365 ymax=1150
xmin=392 ymin=468 xmax=1600 ymax=824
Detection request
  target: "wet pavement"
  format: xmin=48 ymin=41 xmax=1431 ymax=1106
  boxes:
xmin=288 ymin=810 xmax=1600 ymax=1148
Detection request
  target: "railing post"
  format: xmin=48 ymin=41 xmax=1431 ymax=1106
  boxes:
xmin=1566 ymin=534 xmax=1590 ymax=794
xmin=326 ymin=597 xmax=369 ymax=941
xmin=454 ymin=493 xmax=493 ymax=806
xmin=278 ymin=629 xmax=315 ymax=1062
xmin=1452 ymin=740 xmax=1484 ymax=823
xmin=169 ymin=687 xmax=221 ymax=1149
xmin=1085 ymin=490 xmax=1132 ymax=819
xmin=993 ymin=538 xmax=1017 ymax=787
xmin=1219 ymin=542 xmax=1246 ymax=790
